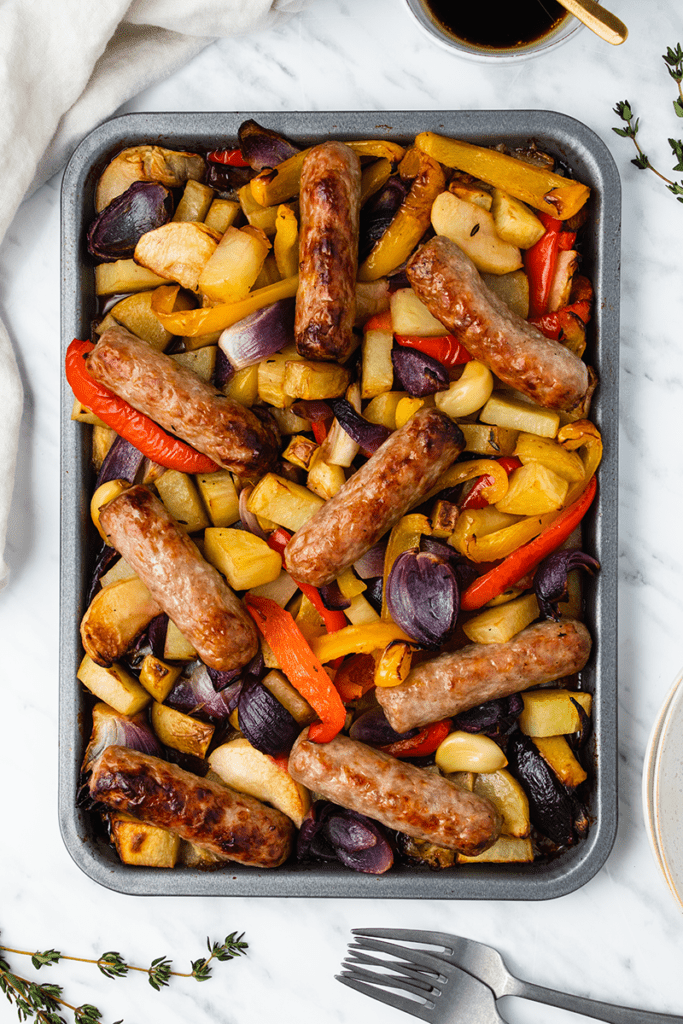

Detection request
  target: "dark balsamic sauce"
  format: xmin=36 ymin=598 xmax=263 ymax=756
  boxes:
xmin=425 ymin=0 xmax=570 ymax=50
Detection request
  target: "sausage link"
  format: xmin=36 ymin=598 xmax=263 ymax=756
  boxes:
xmin=87 ymin=326 xmax=278 ymax=476
xmin=406 ymin=236 xmax=589 ymax=412
xmin=284 ymin=407 xmax=464 ymax=586
xmin=376 ymin=618 xmax=592 ymax=733
xmin=289 ymin=730 xmax=500 ymax=856
xmin=99 ymin=485 xmax=258 ymax=672
xmin=89 ymin=746 xmax=294 ymax=868
xmin=295 ymin=141 xmax=361 ymax=361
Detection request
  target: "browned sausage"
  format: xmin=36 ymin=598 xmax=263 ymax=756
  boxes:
xmin=99 ymin=485 xmax=258 ymax=672
xmin=406 ymin=237 xmax=589 ymax=412
xmin=376 ymin=619 xmax=592 ymax=733
xmin=288 ymin=730 xmax=500 ymax=856
xmin=89 ymin=746 xmax=294 ymax=868
xmin=284 ymin=407 xmax=464 ymax=587
xmin=87 ymin=326 xmax=278 ymax=476
xmin=295 ymin=141 xmax=361 ymax=361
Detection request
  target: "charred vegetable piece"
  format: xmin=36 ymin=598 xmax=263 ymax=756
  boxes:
xmin=385 ymin=550 xmax=459 ymax=648
xmin=506 ymin=731 xmax=576 ymax=846
xmin=533 ymin=549 xmax=600 ymax=620
xmin=218 ymin=298 xmax=295 ymax=370
xmin=391 ymin=347 xmax=450 ymax=397
xmin=452 ymin=694 xmax=524 ymax=739
xmin=349 ymin=707 xmax=419 ymax=746
xmin=82 ymin=701 xmax=161 ymax=772
xmin=297 ymin=800 xmax=394 ymax=874
xmin=86 ymin=544 xmax=120 ymax=607
xmin=238 ymin=119 xmax=300 ymax=170
xmin=87 ymin=182 xmax=173 ymax=261
xmin=95 ymin=434 xmax=146 ymax=488
xmin=359 ymin=176 xmax=410 ymax=262
xmin=327 ymin=397 xmax=392 ymax=456
xmin=237 ymin=678 xmax=300 ymax=756
xmin=165 ymin=662 xmax=235 ymax=720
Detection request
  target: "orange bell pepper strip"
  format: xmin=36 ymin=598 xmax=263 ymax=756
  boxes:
xmin=460 ymin=475 xmax=597 ymax=611
xmin=65 ymin=339 xmax=219 ymax=474
xmin=244 ymin=595 xmax=346 ymax=743
xmin=363 ymin=310 xmax=393 ymax=332
xmin=333 ymin=653 xmax=377 ymax=702
xmin=379 ymin=718 xmax=452 ymax=758
xmin=267 ymin=527 xmax=348 ymax=633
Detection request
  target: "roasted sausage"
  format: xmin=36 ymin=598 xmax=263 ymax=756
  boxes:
xmin=284 ymin=407 xmax=464 ymax=586
xmin=87 ymin=326 xmax=278 ymax=476
xmin=295 ymin=141 xmax=361 ymax=362
xmin=89 ymin=746 xmax=294 ymax=868
xmin=289 ymin=730 xmax=500 ymax=856
xmin=99 ymin=485 xmax=258 ymax=672
xmin=406 ymin=236 xmax=589 ymax=412
xmin=376 ymin=618 xmax=592 ymax=733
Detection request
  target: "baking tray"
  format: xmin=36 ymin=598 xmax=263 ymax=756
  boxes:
xmin=60 ymin=110 xmax=620 ymax=898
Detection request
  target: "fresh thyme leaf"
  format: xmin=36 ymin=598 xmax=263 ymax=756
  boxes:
xmin=190 ymin=957 xmax=211 ymax=982
xmin=674 ymin=97 xmax=683 ymax=118
xmin=96 ymin=953 xmax=128 ymax=980
xmin=31 ymin=951 xmax=62 ymax=971
xmin=147 ymin=956 xmax=172 ymax=991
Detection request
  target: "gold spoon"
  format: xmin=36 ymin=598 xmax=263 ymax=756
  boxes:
xmin=555 ymin=0 xmax=628 ymax=45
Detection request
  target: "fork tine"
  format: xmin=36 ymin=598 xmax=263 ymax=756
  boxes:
xmin=341 ymin=961 xmax=436 ymax=997
xmin=346 ymin=947 xmax=440 ymax=986
xmin=342 ymin=956 xmax=437 ymax=994
xmin=336 ymin=973 xmax=433 ymax=1021
xmin=353 ymin=927 xmax=456 ymax=953
xmin=350 ymin=935 xmax=454 ymax=977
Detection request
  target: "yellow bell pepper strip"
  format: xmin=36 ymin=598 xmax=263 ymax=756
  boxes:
xmin=419 ymin=459 xmax=511 ymax=510
xmin=460 ymin=457 xmax=522 ymax=511
xmin=381 ymin=514 xmax=432 ymax=619
xmin=558 ymin=420 xmax=603 ymax=504
xmin=65 ymin=339 xmax=219 ymax=474
xmin=451 ymin=508 xmax=558 ymax=564
xmin=244 ymin=595 xmax=346 ymax=743
xmin=151 ymin=274 xmax=298 ymax=337
xmin=374 ymin=640 xmax=418 ymax=688
xmin=309 ymin=622 xmax=413 ymax=663
xmin=460 ymin=475 xmax=597 ymax=611
xmin=378 ymin=718 xmax=452 ymax=758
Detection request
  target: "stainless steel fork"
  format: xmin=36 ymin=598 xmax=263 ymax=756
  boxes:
xmin=340 ymin=930 xmax=683 ymax=1024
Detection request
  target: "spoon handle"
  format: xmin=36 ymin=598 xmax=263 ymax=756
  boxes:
xmin=556 ymin=0 xmax=628 ymax=45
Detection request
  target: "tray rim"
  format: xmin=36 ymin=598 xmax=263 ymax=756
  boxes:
xmin=60 ymin=108 xmax=620 ymax=899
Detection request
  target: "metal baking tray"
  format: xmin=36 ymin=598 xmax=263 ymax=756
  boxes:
xmin=60 ymin=110 xmax=620 ymax=898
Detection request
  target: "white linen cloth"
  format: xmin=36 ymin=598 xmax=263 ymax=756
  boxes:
xmin=0 ymin=0 xmax=312 ymax=591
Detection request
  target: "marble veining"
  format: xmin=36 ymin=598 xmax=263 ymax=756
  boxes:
xmin=2 ymin=0 xmax=683 ymax=1021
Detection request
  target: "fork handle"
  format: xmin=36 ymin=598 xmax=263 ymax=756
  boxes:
xmin=510 ymin=979 xmax=683 ymax=1024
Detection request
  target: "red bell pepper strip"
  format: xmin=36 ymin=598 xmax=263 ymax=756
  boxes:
xmin=460 ymin=457 xmax=522 ymax=511
xmin=379 ymin=718 xmax=452 ymax=758
xmin=394 ymin=334 xmax=472 ymax=368
xmin=333 ymin=653 xmax=376 ymax=702
xmin=460 ymin=475 xmax=598 ymax=611
xmin=530 ymin=300 xmax=592 ymax=341
xmin=206 ymin=148 xmax=250 ymax=166
xmin=312 ymin=419 xmax=329 ymax=445
xmin=525 ymin=214 xmax=562 ymax=320
xmin=267 ymin=527 xmax=348 ymax=633
xmin=65 ymin=339 xmax=219 ymax=474
xmin=558 ymin=230 xmax=577 ymax=251
xmin=244 ymin=595 xmax=346 ymax=743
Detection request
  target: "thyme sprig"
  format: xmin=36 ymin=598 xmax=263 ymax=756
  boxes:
xmin=0 ymin=933 xmax=247 ymax=1024
xmin=612 ymin=43 xmax=683 ymax=202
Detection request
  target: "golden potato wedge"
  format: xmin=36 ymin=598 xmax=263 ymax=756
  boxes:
xmin=95 ymin=259 xmax=168 ymax=295
xmin=532 ymin=735 xmax=588 ymax=788
xmin=431 ymin=191 xmax=523 ymax=275
xmin=134 ymin=222 xmax=220 ymax=292
xmin=283 ymin=360 xmax=351 ymax=401
xmin=154 ymin=470 xmax=209 ymax=534
xmin=77 ymin=655 xmax=151 ymax=716
xmin=164 ymin=620 xmax=198 ymax=661
xmin=457 ymin=836 xmax=534 ymax=864
xmin=459 ymin=423 xmax=519 ymax=457
xmin=151 ymin=702 xmax=214 ymax=758
xmin=223 ymin=363 xmax=259 ymax=407
xmin=96 ymin=289 xmax=175 ymax=350
xmin=481 ymin=269 xmax=530 ymax=319
xmin=172 ymin=179 xmax=214 ymax=222
xmin=491 ymin=188 xmax=545 ymax=248
xmin=138 ymin=654 xmax=183 ymax=703
xmin=204 ymin=528 xmax=282 ymax=591
xmin=463 ymin=592 xmax=540 ymax=645
xmin=198 ymin=225 xmax=270 ymax=303
xmin=195 ymin=471 xmax=240 ymax=527
xmin=480 ymin=394 xmax=560 ymax=438
xmin=519 ymin=689 xmax=592 ymax=737
xmin=171 ymin=345 xmax=217 ymax=382
xmin=472 ymin=769 xmax=531 ymax=837
xmin=204 ymin=197 xmax=241 ymax=234
xmin=361 ymin=328 xmax=394 ymax=399
xmin=80 ymin=577 xmax=160 ymax=666
xmin=110 ymin=813 xmax=181 ymax=868
xmin=209 ymin=737 xmax=311 ymax=827
xmin=307 ymin=449 xmax=346 ymax=500
xmin=257 ymin=344 xmax=303 ymax=408
xmin=246 ymin=473 xmax=324 ymax=532
xmin=389 ymin=288 xmax=449 ymax=336
xmin=99 ymin=557 xmax=137 ymax=589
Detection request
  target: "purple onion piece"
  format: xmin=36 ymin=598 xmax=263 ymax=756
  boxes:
xmin=82 ymin=705 xmax=161 ymax=772
xmin=349 ymin=707 xmax=419 ymax=746
xmin=453 ymin=694 xmax=524 ymax=739
xmin=237 ymin=679 xmax=300 ymax=756
xmin=218 ymin=298 xmax=295 ymax=371
xmin=353 ymin=540 xmax=387 ymax=580
xmin=385 ymin=551 xmax=459 ymax=649
xmin=238 ymin=119 xmax=300 ymax=170
xmin=568 ymin=696 xmax=592 ymax=751
xmin=507 ymin=731 xmax=576 ymax=847
xmin=533 ymin=549 xmax=600 ymax=620
xmin=327 ymin=398 xmax=392 ymax=456
xmin=166 ymin=663 xmax=233 ymax=720
xmin=213 ymin=346 xmax=235 ymax=389
xmin=95 ymin=434 xmax=146 ymax=489
xmin=87 ymin=181 xmax=173 ymax=261
xmin=318 ymin=581 xmax=351 ymax=611
xmin=206 ymin=665 xmax=242 ymax=691
xmin=205 ymin=163 xmax=252 ymax=192
xmin=297 ymin=801 xmax=393 ymax=874
xmin=420 ymin=537 xmax=481 ymax=592
xmin=239 ymin=486 xmax=268 ymax=540
xmin=360 ymin=176 xmax=410 ymax=263
xmin=86 ymin=544 xmax=120 ymax=607
xmin=290 ymin=399 xmax=333 ymax=422
xmin=391 ymin=347 xmax=450 ymax=397
xmin=364 ymin=576 xmax=384 ymax=613
xmin=147 ymin=614 xmax=169 ymax=660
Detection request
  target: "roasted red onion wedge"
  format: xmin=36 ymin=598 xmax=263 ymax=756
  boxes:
xmin=507 ymin=731 xmax=576 ymax=847
xmin=95 ymin=434 xmax=146 ymax=488
xmin=533 ymin=549 xmax=600 ymax=620
xmin=238 ymin=119 xmax=300 ymax=170
xmin=391 ymin=347 xmax=450 ymax=397
xmin=218 ymin=299 xmax=295 ymax=370
xmin=349 ymin=707 xmax=419 ymax=746
xmin=82 ymin=702 xmax=161 ymax=772
xmin=385 ymin=550 xmax=459 ymax=648
xmin=297 ymin=801 xmax=394 ymax=875
xmin=237 ymin=679 xmax=300 ymax=756
xmin=452 ymin=694 xmax=524 ymax=739
xmin=87 ymin=181 xmax=173 ymax=261
xmin=359 ymin=176 xmax=410 ymax=262
xmin=166 ymin=663 xmax=235 ymax=720
xmin=327 ymin=397 xmax=392 ymax=455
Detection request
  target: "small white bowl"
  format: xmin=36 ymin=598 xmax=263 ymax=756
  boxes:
xmin=405 ymin=0 xmax=586 ymax=64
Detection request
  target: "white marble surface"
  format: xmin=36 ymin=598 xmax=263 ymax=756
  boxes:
xmin=2 ymin=0 xmax=683 ymax=1021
